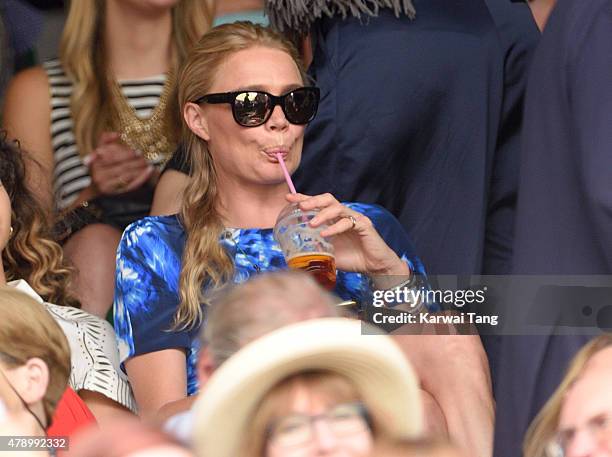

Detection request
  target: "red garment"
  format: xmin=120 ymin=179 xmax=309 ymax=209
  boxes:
xmin=47 ymin=387 xmax=97 ymax=437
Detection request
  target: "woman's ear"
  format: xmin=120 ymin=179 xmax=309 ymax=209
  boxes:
xmin=18 ymin=358 xmax=49 ymax=407
xmin=184 ymin=102 xmax=210 ymax=141
xmin=0 ymin=187 xmax=12 ymax=252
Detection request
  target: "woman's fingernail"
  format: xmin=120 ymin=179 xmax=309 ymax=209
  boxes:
xmin=82 ymin=155 xmax=92 ymax=166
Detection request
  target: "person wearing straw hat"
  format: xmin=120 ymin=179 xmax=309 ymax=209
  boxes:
xmin=192 ymin=317 xmax=424 ymax=457
xmin=113 ymin=22 xmax=435 ymax=418
xmin=161 ymin=272 xmax=448 ymax=443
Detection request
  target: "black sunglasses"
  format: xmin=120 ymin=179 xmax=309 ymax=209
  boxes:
xmin=193 ymin=87 xmax=320 ymax=127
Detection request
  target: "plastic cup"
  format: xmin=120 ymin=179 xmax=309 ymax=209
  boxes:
xmin=273 ymin=203 xmax=336 ymax=290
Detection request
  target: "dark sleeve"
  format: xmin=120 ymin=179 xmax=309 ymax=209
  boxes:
xmin=163 ymin=144 xmax=191 ymax=175
xmin=482 ymin=0 xmax=541 ymax=274
xmin=113 ymin=219 xmax=189 ymax=364
xmin=571 ymin=6 xmax=612 ymax=267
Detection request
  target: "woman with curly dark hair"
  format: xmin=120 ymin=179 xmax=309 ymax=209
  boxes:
xmin=0 ymin=133 xmax=135 ymax=423
xmin=0 ymin=133 xmax=79 ymax=308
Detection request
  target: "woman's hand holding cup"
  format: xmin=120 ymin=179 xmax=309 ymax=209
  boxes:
xmin=284 ymin=193 xmax=410 ymax=277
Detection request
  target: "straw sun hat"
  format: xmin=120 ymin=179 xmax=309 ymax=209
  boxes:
xmin=192 ymin=317 xmax=424 ymax=457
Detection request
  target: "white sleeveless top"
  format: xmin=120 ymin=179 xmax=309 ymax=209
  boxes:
xmin=44 ymin=59 xmax=166 ymax=210
xmin=9 ymin=280 xmax=136 ymax=413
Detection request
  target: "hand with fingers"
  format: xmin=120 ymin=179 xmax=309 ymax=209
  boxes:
xmin=285 ymin=193 xmax=411 ymax=277
xmin=88 ymin=132 xmax=155 ymax=196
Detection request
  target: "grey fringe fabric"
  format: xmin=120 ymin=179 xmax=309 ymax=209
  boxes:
xmin=265 ymin=0 xmax=416 ymax=33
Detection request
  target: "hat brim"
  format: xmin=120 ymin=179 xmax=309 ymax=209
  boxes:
xmin=193 ymin=318 xmax=424 ymax=457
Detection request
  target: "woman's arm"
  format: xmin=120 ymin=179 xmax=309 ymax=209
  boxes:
xmin=2 ymin=67 xmax=54 ymax=211
xmin=125 ymin=349 xmax=188 ymax=419
xmin=78 ymin=390 xmax=133 ymax=425
xmin=393 ymin=333 xmax=494 ymax=457
xmin=330 ymin=202 xmax=494 ymax=457
xmin=150 ymin=170 xmax=189 ymax=216
xmin=114 ymin=218 xmax=192 ymax=418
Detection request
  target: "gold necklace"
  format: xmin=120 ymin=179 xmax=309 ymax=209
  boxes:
xmin=110 ymin=71 xmax=176 ymax=165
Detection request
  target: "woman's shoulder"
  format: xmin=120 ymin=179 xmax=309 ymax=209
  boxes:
xmin=3 ymin=64 xmax=50 ymax=112
xmin=119 ymin=215 xmax=185 ymax=262
xmin=122 ymin=214 xmax=183 ymax=240
xmin=7 ymin=279 xmax=111 ymax=331
xmin=45 ymin=301 xmax=111 ymax=329
xmin=7 ymin=64 xmax=49 ymax=89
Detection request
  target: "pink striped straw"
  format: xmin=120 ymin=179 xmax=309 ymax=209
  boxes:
xmin=276 ymin=153 xmax=297 ymax=194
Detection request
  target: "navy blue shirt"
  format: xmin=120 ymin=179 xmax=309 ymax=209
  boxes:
xmin=293 ymin=0 xmax=540 ymax=275
xmin=494 ymin=2 xmax=612 ymax=456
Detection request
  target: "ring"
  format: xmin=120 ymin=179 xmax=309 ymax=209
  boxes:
xmin=347 ymin=215 xmax=357 ymax=230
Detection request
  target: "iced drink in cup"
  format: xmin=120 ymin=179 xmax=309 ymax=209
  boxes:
xmin=274 ymin=203 xmax=336 ymax=290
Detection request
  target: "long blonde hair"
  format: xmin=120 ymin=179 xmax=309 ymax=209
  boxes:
xmin=523 ymin=334 xmax=612 ymax=457
xmin=175 ymin=22 xmax=307 ymax=329
xmin=59 ymin=0 xmax=214 ymax=157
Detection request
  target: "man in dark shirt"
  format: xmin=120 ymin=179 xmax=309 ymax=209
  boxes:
xmin=281 ymin=0 xmax=540 ymax=276
xmin=494 ymin=1 xmax=612 ymax=456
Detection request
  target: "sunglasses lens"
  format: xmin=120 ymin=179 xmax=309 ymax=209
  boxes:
xmin=233 ymin=92 xmax=270 ymax=126
xmin=284 ymin=88 xmax=319 ymax=124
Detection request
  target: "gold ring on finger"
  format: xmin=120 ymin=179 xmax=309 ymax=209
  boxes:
xmin=347 ymin=215 xmax=357 ymax=230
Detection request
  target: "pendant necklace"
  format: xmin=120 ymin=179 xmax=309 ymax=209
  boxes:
xmin=221 ymin=229 xmax=262 ymax=273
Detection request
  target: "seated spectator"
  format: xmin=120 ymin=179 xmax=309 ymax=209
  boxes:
xmin=151 ymin=0 xmax=269 ymax=217
xmin=114 ymin=22 xmax=430 ymax=417
xmin=0 ymin=288 xmax=70 ymax=440
xmin=70 ymin=419 xmax=194 ymax=457
xmin=0 ymin=135 xmax=135 ymax=421
xmin=192 ymin=318 xmax=424 ymax=457
xmin=524 ymin=334 xmax=612 ymax=457
xmin=160 ymin=271 xmax=343 ymax=431
xmin=162 ymin=271 xmax=447 ymax=442
xmin=2 ymin=0 xmax=213 ymax=318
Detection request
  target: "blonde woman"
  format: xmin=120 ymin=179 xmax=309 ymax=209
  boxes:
xmin=0 ymin=135 xmax=135 ymax=423
xmin=2 ymin=0 xmax=213 ymax=317
xmin=114 ymin=22 xmax=431 ymax=417
xmin=524 ymin=334 xmax=612 ymax=457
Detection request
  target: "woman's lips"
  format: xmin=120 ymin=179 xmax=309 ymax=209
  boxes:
xmin=263 ymin=147 xmax=289 ymax=161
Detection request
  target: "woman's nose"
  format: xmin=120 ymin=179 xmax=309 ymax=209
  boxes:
xmin=312 ymin=420 xmax=339 ymax=453
xmin=267 ymin=104 xmax=289 ymax=130
xmin=566 ymin=429 xmax=598 ymax=457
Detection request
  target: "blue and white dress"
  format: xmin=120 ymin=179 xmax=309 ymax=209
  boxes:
xmin=114 ymin=202 xmax=430 ymax=395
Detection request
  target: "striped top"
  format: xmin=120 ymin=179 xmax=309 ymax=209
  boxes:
xmin=44 ymin=59 xmax=166 ymax=210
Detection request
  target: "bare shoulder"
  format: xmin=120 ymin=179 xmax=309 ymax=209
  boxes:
xmin=3 ymin=66 xmax=51 ymax=134
xmin=3 ymin=66 xmax=55 ymax=202
xmin=3 ymin=66 xmax=50 ymax=108
xmin=2 ymin=66 xmax=52 ymax=143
